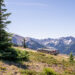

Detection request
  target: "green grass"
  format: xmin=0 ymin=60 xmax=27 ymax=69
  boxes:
xmin=20 ymin=68 xmax=57 ymax=75
xmin=20 ymin=69 xmax=43 ymax=75
xmin=26 ymin=51 xmax=75 ymax=75
xmin=28 ymin=52 xmax=60 ymax=65
xmin=0 ymin=47 xmax=75 ymax=75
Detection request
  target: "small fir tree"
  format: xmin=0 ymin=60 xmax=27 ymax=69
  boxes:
xmin=69 ymin=52 xmax=74 ymax=63
xmin=23 ymin=38 xmax=26 ymax=48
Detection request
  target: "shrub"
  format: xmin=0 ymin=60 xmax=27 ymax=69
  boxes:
xmin=43 ymin=68 xmax=57 ymax=75
xmin=16 ymin=49 xmax=29 ymax=61
xmin=0 ymin=48 xmax=18 ymax=60
xmin=0 ymin=48 xmax=29 ymax=61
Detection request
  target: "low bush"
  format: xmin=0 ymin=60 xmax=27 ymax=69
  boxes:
xmin=0 ymin=48 xmax=18 ymax=60
xmin=43 ymin=68 xmax=57 ymax=75
xmin=16 ymin=49 xmax=29 ymax=61
xmin=0 ymin=48 xmax=29 ymax=61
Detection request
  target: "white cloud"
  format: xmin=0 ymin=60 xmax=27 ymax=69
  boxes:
xmin=6 ymin=2 xmax=48 ymax=7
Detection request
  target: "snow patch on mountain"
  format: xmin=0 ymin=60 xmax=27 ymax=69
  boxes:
xmin=63 ymin=39 xmax=72 ymax=45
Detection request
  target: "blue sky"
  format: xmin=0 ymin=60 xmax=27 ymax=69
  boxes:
xmin=5 ymin=0 xmax=75 ymax=39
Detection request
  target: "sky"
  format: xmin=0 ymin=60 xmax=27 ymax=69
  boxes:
xmin=5 ymin=0 xmax=75 ymax=39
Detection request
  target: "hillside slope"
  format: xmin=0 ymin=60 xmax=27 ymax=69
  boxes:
xmin=0 ymin=47 xmax=75 ymax=75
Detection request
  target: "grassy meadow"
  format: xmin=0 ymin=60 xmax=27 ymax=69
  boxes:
xmin=0 ymin=47 xmax=75 ymax=75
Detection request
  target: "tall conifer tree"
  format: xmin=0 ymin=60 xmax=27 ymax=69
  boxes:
xmin=0 ymin=0 xmax=28 ymax=61
xmin=0 ymin=0 xmax=12 ymax=50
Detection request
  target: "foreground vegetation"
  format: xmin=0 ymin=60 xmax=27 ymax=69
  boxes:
xmin=0 ymin=47 xmax=75 ymax=75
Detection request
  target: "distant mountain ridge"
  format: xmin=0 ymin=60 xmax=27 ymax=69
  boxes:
xmin=12 ymin=34 xmax=75 ymax=55
xmin=12 ymin=34 xmax=45 ymax=50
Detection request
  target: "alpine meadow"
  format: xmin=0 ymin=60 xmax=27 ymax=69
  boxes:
xmin=0 ymin=0 xmax=75 ymax=75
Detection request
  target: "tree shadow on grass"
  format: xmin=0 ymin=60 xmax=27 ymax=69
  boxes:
xmin=1 ymin=60 xmax=28 ymax=69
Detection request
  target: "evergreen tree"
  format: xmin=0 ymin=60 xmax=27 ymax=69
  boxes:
xmin=0 ymin=0 xmax=18 ymax=60
xmin=23 ymin=38 xmax=26 ymax=48
xmin=69 ymin=52 xmax=74 ymax=63
xmin=0 ymin=0 xmax=12 ymax=50
xmin=0 ymin=0 xmax=29 ymax=61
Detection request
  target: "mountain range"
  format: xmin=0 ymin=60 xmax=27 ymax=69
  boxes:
xmin=12 ymin=34 xmax=75 ymax=55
